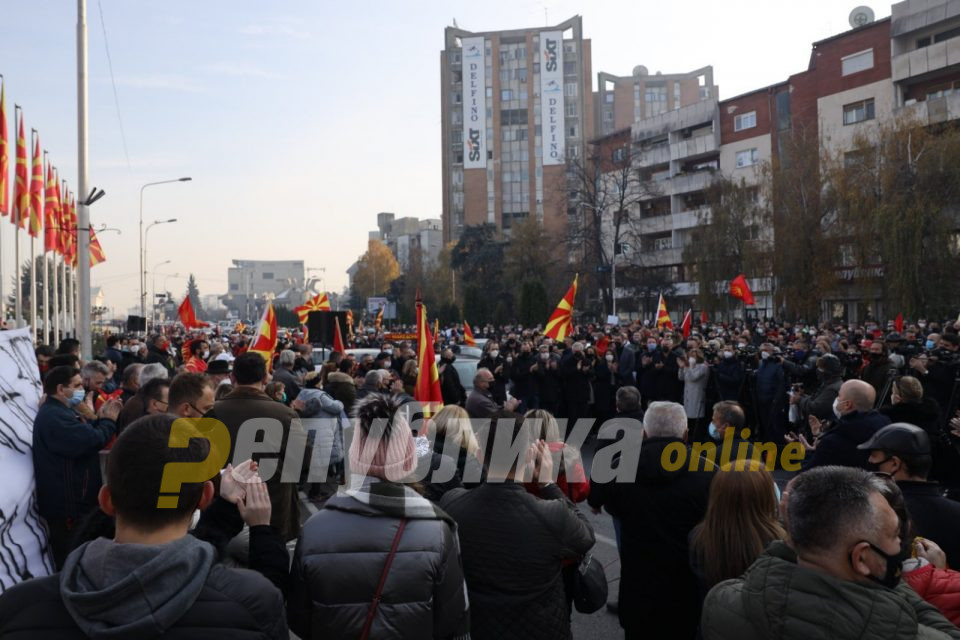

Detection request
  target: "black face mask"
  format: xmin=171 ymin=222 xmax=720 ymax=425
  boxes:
xmin=853 ymin=541 xmax=906 ymax=588
xmin=863 ymin=457 xmax=893 ymax=474
xmin=443 ymin=355 xmax=456 ymax=364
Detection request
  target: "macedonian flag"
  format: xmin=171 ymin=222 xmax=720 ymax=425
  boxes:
xmin=655 ymin=293 xmax=674 ymax=330
xmin=414 ymin=298 xmax=443 ymax=418
xmin=544 ymin=274 xmax=578 ymax=340
xmin=248 ymin=302 xmax=278 ymax=369
xmin=295 ymin=292 xmax=331 ymax=325
xmin=462 ymin=318 xmax=476 ymax=346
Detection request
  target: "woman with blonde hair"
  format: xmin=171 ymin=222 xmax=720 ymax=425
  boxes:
xmin=522 ymin=409 xmax=589 ymax=503
xmin=419 ymin=405 xmax=485 ymax=498
xmin=689 ymin=460 xmax=785 ymax=594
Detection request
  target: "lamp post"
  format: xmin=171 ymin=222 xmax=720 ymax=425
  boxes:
xmin=139 ymin=178 xmax=190 ymax=323
xmin=151 ymin=260 xmax=171 ymax=323
xmin=143 ymin=218 xmax=177 ymax=333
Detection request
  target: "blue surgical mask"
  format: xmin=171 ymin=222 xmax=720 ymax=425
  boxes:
xmin=925 ymin=340 xmax=935 ymax=350
xmin=708 ymin=422 xmax=721 ymax=441
xmin=647 ymin=344 xmax=657 ymax=352
xmin=69 ymin=389 xmax=86 ymax=406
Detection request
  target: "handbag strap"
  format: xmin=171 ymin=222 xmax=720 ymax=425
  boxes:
xmin=359 ymin=518 xmax=407 ymax=640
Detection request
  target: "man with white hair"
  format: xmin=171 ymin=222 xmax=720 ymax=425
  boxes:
xmin=605 ymin=401 xmax=714 ymax=640
xmin=271 ymin=349 xmax=301 ymax=405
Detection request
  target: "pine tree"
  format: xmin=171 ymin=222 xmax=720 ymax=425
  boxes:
xmin=186 ymin=273 xmax=203 ymax=319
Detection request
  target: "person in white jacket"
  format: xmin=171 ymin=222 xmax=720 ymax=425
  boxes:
xmin=679 ymin=348 xmax=710 ymax=442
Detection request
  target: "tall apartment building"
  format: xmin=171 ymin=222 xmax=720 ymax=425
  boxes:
xmin=593 ymin=66 xmax=715 ymax=136
xmin=370 ymin=212 xmax=443 ymax=270
xmin=440 ymin=16 xmax=594 ymax=243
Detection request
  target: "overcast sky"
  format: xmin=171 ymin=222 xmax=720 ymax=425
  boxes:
xmin=0 ymin=0 xmax=883 ymax=315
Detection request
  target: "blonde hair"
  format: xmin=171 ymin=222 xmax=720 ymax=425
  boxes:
xmin=524 ymin=408 xmax=561 ymax=441
xmin=429 ymin=405 xmax=479 ymax=456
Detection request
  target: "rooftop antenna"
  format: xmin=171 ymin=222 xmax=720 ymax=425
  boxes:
xmin=544 ymin=6 xmax=549 ymax=25
xmin=453 ymin=17 xmax=458 ymax=28
xmin=848 ymin=6 xmax=875 ymax=28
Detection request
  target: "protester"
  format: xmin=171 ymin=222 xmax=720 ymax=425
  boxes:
xmin=701 ymin=466 xmax=960 ymax=639
xmin=0 ymin=414 xmax=288 ymax=639
xmin=272 ymin=350 xmax=301 ymax=403
xmin=144 ymin=334 xmax=176 ymax=377
xmin=287 ymin=394 xmax=471 ymax=639
xmin=440 ymin=410 xmax=595 ymax=640
xmin=424 ymin=404 xmax=485 ymax=491
xmin=679 ymin=347 xmax=710 ymax=441
xmin=183 ymin=338 xmax=209 ymax=373
xmin=167 ymin=372 xmax=216 ymax=419
xmin=466 ymin=368 xmax=519 ymax=418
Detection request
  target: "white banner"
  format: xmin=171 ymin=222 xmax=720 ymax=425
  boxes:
xmin=539 ymin=30 xmax=565 ymax=165
xmin=462 ymin=37 xmax=487 ymax=169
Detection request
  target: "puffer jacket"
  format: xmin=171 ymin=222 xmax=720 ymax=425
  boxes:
xmin=905 ymin=563 xmax=960 ymax=627
xmin=287 ymin=489 xmax=470 ymax=639
xmin=702 ymin=541 xmax=960 ymax=640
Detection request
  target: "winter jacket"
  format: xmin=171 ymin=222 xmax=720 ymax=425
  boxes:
xmin=796 ymin=373 xmax=843 ymax=422
xmin=680 ymin=362 xmax=709 ymax=419
xmin=880 ymin=398 xmax=943 ymax=438
xmin=0 ymin=535 xmax=287 ymax=640
xmin=603 ymin=436 xmax=714 ymax=638
xmin=440 ymin=481 xmax=595 ymax=640
xmin=712 ymin=358 xmax=745 ymax=401
xmin=801 ymin=409 xmax=890 ymax=470
xmin=532 ymin=357 xmax=563 ymax=414
xmin=523 ymin=441 xmax=590 ymax=503
xmin=861 ymin=356 xmax=898 ymax=395
xmin=144 ymin=344 xmax=176 ymax=377
xmin=899 ymin=480 xmax=960 ymax=570
xmin=587 ymin=408 xmax=644 ymax=511
xmin=657 ymin=346 xmax=686 ymax=403
xmin=755 ymin=358 xmax=786 ymax=401
xmin=287 ymin=486 xmax=470 ymax=639
xmin=438 ymin=358 xmax=467 ymax=407
xmin=295 ymin=387 xmax=346 ymax=470
xmin=465 ymin=388 xmax=500 ymax=419
xmin=271 ymin=367 xmax=301 ymax=404
xmin=324 ymin=371 xmax=357 ymax=415
xmin=32 ymin=397 xmax=116 ymax=525
xmin=905 ymin=563 xmax=960 ymax=627
xmin=702 ymin=540 xmax=960 ymax=640
xmin=206 ymin=386 xmax=308 ymax=541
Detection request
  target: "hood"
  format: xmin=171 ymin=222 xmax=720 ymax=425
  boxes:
xmin=636 ymin=437 xmax=695 ymax=482
xmin=60 ymin=535 xmax=215 ymax=639
xmin=740 ymin=541 xmax=919 ymax=639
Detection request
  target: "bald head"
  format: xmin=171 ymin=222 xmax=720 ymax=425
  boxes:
xmin=839 ymin=379 xmax=875 ymax=413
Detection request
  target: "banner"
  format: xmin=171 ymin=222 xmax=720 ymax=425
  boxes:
xmin=539 ymin=30 xmax=565 ymax=166
xmin=0 ymin=328 xmax=53 ymax=591
xmin=462 ymin=36 xmax=487 ymax=169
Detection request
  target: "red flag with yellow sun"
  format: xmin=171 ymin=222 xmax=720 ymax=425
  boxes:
xmin=248 ymin=302 xmax=278 ymax=369
xmin=415 ymin=297 xmax=443 ymax=418
xmin=544 ymin=274 xmax=578 ymax=340
xmin=295 ymin=292 xmax=331 ymax=325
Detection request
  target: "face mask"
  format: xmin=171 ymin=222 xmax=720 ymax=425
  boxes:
xmin=925 ymin=340 xmax=935 ymax=350
xmin=280 ymin=392 xmax=287 ymax=403
xmin=863 ymin=456 xmax=893 ymax=473
xmin=384 ymin=348 xmax=393 ymax=355
xmin=121 ymin=346 xmax=130 ymax=353
xmin=738 ymin=343 xmax=748 ymax=349
xmin=855 ymin=541 xmax=906 ymax=589
xmin=201 ymin=351 xmax=210 ymax=360
xmin=130 ymin=345 xmax=140 ymax=354
xmin=540 ymin=352 xmax=550 ymax=361
xmin=832 ymin=397 xmax=844 ymax=420
xmin=722 ymin=351 xmax=733 ymax=359
xmin=647 ymin=344 xmax=657 ymax=352
xmin=918 ymin=323 xmax=927 ymax=329
xmin=489 ymin=350 xmax=499 ymax=359
xmin=760 ymin=351 xmax=770 ymax=360
xmin=688 ymin=357 xmax=697 ymax=367
xmin=383 ymin=360 xmax=391 ymax=369
xmin=605 ymin=354 xmax=614 ymax=363
xmin=189 ymin=508 xmax=201 ymax=531
xmin=69 ymin=388 xmax=86 ymax=406
xmin=444 ymin=355 xmax=456 ymax=363
xmin=708 ymin=422 xmax=721 ymax=441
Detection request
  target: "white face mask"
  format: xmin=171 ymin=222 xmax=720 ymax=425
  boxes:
xmin=832 ymin=397 xmax=844 ymax=420
xmin=605 ymin=354 xmax=615 ymax=362
xmin=201 ymin=351 xmax=210 ymax=360
xmin=722 ymin=351 xmax=733 ymax=359
xmin=688 ymin=357 xmax=697 ymax=367
xmin=489 ymin=350 xmax=500 ymax=359
xmin=383 ymin=360 xmax=392 ymax=369
xmin=760 ymin=351 xmax=770 ymax=360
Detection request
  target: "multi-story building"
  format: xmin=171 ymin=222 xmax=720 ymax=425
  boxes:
xmin=370 ymin=212 xmax=443 ymax=270
xmin=440 ymin=16 xmax=594 ymax=243
xmin=593 ymin=66 xmax=715 ymax=137
xmin=222 ymin=259 xmax=304 ymax=320
xmin=891 ymin=0 xmax=960 ymax=121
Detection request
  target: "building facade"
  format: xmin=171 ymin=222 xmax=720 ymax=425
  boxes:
xmin=371 ymin=212 xmax=443 ymax=270
xmin=440 ymin=16 xmax=594 ymax=243
xmin=222 ymin=259 xmax=305 ymax=320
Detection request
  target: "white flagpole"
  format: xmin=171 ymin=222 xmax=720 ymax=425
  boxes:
xmin=76 ymin=0 xmax=92 ymax=357
xmin=29 ymin=131 xmax=36 ymax=344
xmin=41 ymin=152 xmax=49 ymax=344
xmin=13 ymin=107 xmax=22 ymax=329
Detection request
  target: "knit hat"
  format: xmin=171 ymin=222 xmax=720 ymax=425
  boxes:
xmin=349 ymin=394 xmax=416 ymax=482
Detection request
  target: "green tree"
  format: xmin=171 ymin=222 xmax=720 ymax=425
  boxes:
xmin=186 ymin=273 xmax=203 ymax=319
xmin=518 ymin=279 xmax=549 ymax=327
xmin=352 ymin=239 xmax=400 ymax=303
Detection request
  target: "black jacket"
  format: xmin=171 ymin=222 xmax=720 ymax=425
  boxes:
xmin=440 ymin=482 xmax=594 ymax=640
xmin=288 ymin=489 xmax=470 ymax=639
xmin=899 ymin=480 xmax=960 ymax=570
xmin=713 ymin=358 xmax=746 ymax=401
xmin=439 ymin=358 xmax=467 ymax=407
xmin=801 ymin=410 xmax=891 ymax=471
xmin=603 ymin=436 xmax=713 ymax=638
xmin=0 ymin=535 xmax=287 ymax=640
xmin=588 ymin=408 xmax=644 ymax=510
xmin=144 ymin=344 xmax=176 ymax=377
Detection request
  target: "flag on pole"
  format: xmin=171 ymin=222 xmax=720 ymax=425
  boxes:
xmin=294 ymin=292 xmax=331 ymax=325
xmin=894 ymin=313 xmax=904 ymax=334
xmin=65 ymin=195 xmax=78 ymax=267
xmin=177 ymin=296 xmax=206 ymax=328
xmin=28 ymin=135 xmax=42 ymax=238
xmin=345 ymin=309 xmax=354 ymax=338
xmin=700 ymin=310 xmax=708 ymax=326
xmin=462 ymin=319 xmax=476 ymax=346
xmin=89 ymin=228 xmax=106 ymax=267
xmin=248 ymin=302 xmax=278 ymax=369
xmin=55 ymin=180 xmax=66 ymax=253
xmin=374 ymin=305 xmax=384 ymax=331
xmin=544 ymin=274 xmax=578 ymax=340
xmin=44 ymin=164 xmax=58 ymax=252
xmin=656 ymin=293 xmax=673 ymax=330
xmin=0 ymin=80 xmax=8 ymax=216
xmin=729 ymin=274 xmax=755 ymax=306
xmin=680 ymin=309 xmax=692 ymax=339
xmin=414 ymin=297 xmax=443 ymax=418
xmin=332 ymin=315 xmax=346 ymax=353
xmin=13 ymin=117 xmax=28 ymax=228
xmin=434 ymin=318 xmax=440 ymax=343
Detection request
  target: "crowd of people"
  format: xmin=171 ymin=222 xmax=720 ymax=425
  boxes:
xmin=0 ymin=312 xmax=959 ymax=639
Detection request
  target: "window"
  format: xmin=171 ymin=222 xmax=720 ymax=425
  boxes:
xmin=841 ymin=49 xmax=874 ymax=76
xmin=604 ymin=92 xmax=614 ymax=103
xmin=568 ymin=124 xmax=578 ymax=138
xmin=453 ymin=92 xmax=461 ymax=104
xmin=564 ymin=82 xmax=578 ymax=97
xmin=262 ymin=272 xmax=274 ymax=280
xmin=645 ymin=85 xmax=667 ymax=117
xmin=612 ymin=147 xmax=627 ymax=163
xmin=501 ymin=89 xmax=513 ymax=101
xmin=516 ymin=68 xmax=527 ymax=83
xmin=927 ymin=81 xmax=960 ymax=99
xmin=843 ymin=98 xmax=875 ymax=125
xmin=733 ymin=111 xmax=757 ymax=132
xmin=565 ymin=102 xmax=578 ymax=117
xmin=230 ymin=283 xmax=239 ymax=291
xmin=735 ymin=148 xmax=759 ymax=168
xmin=653 ymin=236 xmax=673 ymax=251
xmin=917 ymin=36 xmax=931 ymax=48
xmin=485 ymin=87 xmax=492 ymax=98
xmin=563 ymin=61 xmax=577 ymax=75
xmin=775 ymin=91 xmax=791 ymax=130
xmin=935 ymin=26 xmax=960 ymax=43
xmin=674 ymin=81 xmax=682 ymax=110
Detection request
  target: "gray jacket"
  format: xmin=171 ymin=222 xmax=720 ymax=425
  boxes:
xmin=680 ymin=363 xmax=710 ymax=419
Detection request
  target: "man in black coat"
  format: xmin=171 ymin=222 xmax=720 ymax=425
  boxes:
xmin=604 ymin=401 xmax=713 ymax=640
xmin=860 ymin=422 xmax=960 ymax=569
xmin=0 ymin=415 xmax=287 ymax=640
xmin=438 ymin=348 xmax=467 ymax=407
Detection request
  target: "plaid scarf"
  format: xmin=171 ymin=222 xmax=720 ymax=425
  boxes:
xmin=341 ymin=474 xmax=457 ymax=528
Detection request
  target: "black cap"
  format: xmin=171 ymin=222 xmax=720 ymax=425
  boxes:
xmin=857 ymin=423 xmax=931 ymax=456
xmin=206 ymin=359 xmax=232 ymax=375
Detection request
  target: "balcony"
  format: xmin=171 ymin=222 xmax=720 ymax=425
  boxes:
xmin=637 ymin=144 xmax=671 ymax=167
xmin=892 ymin=36 xmax=960 ymax=82
xmin=897 ymin=91 xmax=960 ymax=123
xmin=635 ymin=207 xmax=709 ymax=235
xmin=669 ymin=170 xmax=716 ymax=195
xmin=633 ymin=99 xmax=718 ymax=143
xmin=639 ymin=246 xmax=683 ymax=266
xmin=670 ymin=134 xmax=718 ymax=161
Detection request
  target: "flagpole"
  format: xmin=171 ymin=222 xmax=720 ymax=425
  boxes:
xmin=13 ymin=106 xmax=22 ymax=329
xmin=29 ymin=130 xmax=37 ymax=344
xmin=0 ymin=75 xmax=5 ymax=328
xmin=52 ymin=248 xmax=59 ymax=343
xmin=41 ymin=151 xmax=49 ymax=344
xmin=76 ymin=0 xmax=92 ymax=358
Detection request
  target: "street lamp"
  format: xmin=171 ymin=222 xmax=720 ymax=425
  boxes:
xmin=139 ymin=177 xmax=191 ymax=323
xmin=151 ymin=260 xmax=172 ymax=322
xmin=144 ymin=219 xmax=178 ymax=333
